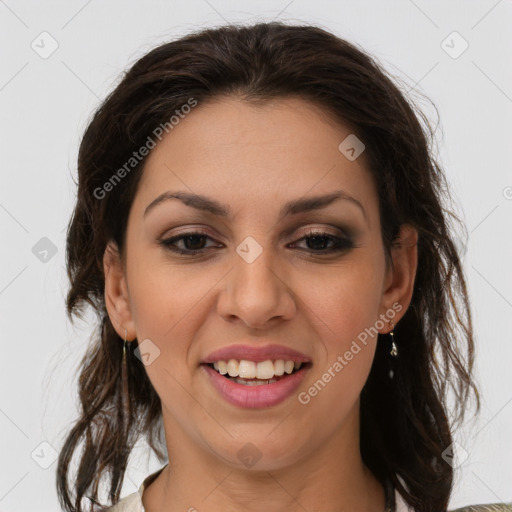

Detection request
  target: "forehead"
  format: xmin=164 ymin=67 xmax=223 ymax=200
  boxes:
xmin=131 ymin=96 xmax=377 ymax=222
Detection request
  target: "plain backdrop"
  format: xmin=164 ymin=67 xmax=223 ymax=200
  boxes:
xmin=1 ymin=1 xmax=511 ymax=510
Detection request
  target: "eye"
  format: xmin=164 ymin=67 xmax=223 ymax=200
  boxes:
xmin=290 ymin=230 xmax=355 ymax=254
xmin=159 ymin=229 xmax=222 ymax=255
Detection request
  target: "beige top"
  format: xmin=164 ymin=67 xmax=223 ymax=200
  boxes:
xmin=105 ymin=465 xmax=512 ymax=512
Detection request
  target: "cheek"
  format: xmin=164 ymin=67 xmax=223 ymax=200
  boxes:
xmin=315 ymin=297 xmax=379 ymax=381
xmin=125 ymin=256 xmax=229 ymax=390
xmin=301 ymin=293 xmax=379 ymax=423
xmin=299 ymin=256 xmax=384 ymax=404
xmin=305 ymin=253 xmax=385 ymax=339
xmin=127 ymin=254 xmax=218 ymax=337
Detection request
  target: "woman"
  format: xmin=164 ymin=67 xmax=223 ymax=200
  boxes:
xmin=56 ymin=22 xmax=511 ymax=512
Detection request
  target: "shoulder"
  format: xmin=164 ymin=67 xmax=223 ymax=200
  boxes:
xmin=103 ymin=490 xmax=142 ymax=512
xmin=449 ymin=504 xmax=512 ymax=512
xmin=103 ymin=464 xmax=167 ymax=511
xmin=396 ymin=489 xmax=512 ymax=512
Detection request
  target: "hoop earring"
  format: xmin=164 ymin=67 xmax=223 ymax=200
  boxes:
xmin=388 ymin=321 xmax=398 ymax=379
xmin=121 ymin=328 xmax=130 ymax=430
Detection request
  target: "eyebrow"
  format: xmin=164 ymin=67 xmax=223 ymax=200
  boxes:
xmin=143 ymin=189 xmax=367 ymax=222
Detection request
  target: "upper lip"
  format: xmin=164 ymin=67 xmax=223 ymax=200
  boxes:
xmin=201 ymin=344 xmax=312 ymax=364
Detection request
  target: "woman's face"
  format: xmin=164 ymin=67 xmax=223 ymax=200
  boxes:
xmin=105 ymin=96 xmax=416 ymax=471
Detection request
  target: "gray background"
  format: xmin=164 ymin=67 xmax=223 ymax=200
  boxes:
xmin=1 ymin=0 xmax=511 ymax=510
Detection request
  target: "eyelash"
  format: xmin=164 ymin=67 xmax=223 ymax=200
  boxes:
xmin=159 ymin=228 xmax=354 ymax=256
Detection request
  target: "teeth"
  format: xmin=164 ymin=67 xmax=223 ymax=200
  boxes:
xmin=227 ymin=359 xmax=239 ymax=377
xmin=284 ymin=360 xmax=294 ymax=374
xmin=210 ymin=359 xmax=305 ymax=379
xmin=216 ymin=361 xmax=228 ymax=375
xmin=274 ymin=359 xmax=285 ymax=376
xmin=230 ymin=377 xmax=278 ymax=386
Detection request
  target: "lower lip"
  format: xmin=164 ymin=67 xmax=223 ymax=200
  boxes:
xmin=201 ymin=364 xmax=311 ymax=409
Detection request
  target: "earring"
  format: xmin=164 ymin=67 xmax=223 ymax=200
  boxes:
xmin=121 ymin=328 xmax=130 ymax=430
xmin=388 ymin=321 xmax=398 ymax=380
xmin=389 ymin=324 xmax=398 ymax=357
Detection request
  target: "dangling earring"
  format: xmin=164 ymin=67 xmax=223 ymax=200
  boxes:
xmin=388 ymin=321 xmax=398 ymax=379
xmin=121 ymin=328 xmax=130 ymax=431
xmin=389 ymin=323 xmax=398 ymax=357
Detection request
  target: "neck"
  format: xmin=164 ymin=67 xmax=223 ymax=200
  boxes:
xmin=142 ymin=404 xmax=386 ymax=512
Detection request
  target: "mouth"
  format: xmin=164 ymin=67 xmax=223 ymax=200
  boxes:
xmin=202 ymin=360 xmax=312 ymax=386
xmin=200 ymin=360 xmax=312 ymax=408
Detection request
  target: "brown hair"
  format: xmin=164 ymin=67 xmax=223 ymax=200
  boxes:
xmin=57 ymin=21 xmax=479 ymax=512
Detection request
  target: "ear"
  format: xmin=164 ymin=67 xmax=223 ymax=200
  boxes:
xmin=103 ymin=241 xmax=136 ymax=341
xmin=378 ymin=224 xmax=418 ymax=333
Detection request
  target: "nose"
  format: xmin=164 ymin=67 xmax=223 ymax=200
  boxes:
xmin=216 ymin=245 xmax=296 ymax=329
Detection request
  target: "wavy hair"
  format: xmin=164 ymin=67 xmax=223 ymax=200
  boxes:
xmin=56 ymin=21 xmax=479 ymax=512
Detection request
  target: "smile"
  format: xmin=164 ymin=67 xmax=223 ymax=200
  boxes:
xmin=201 ymin=361 xmax=312 ymax=408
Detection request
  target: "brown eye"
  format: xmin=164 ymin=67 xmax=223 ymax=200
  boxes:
xmin=291 ymin=231 xmax=354 ymax=253
xmin=159 ymin=230 xmax=222 ymax=255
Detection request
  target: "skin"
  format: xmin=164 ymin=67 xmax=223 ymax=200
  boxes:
xmin=103 ymin=96 xmax=418 ymax=512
